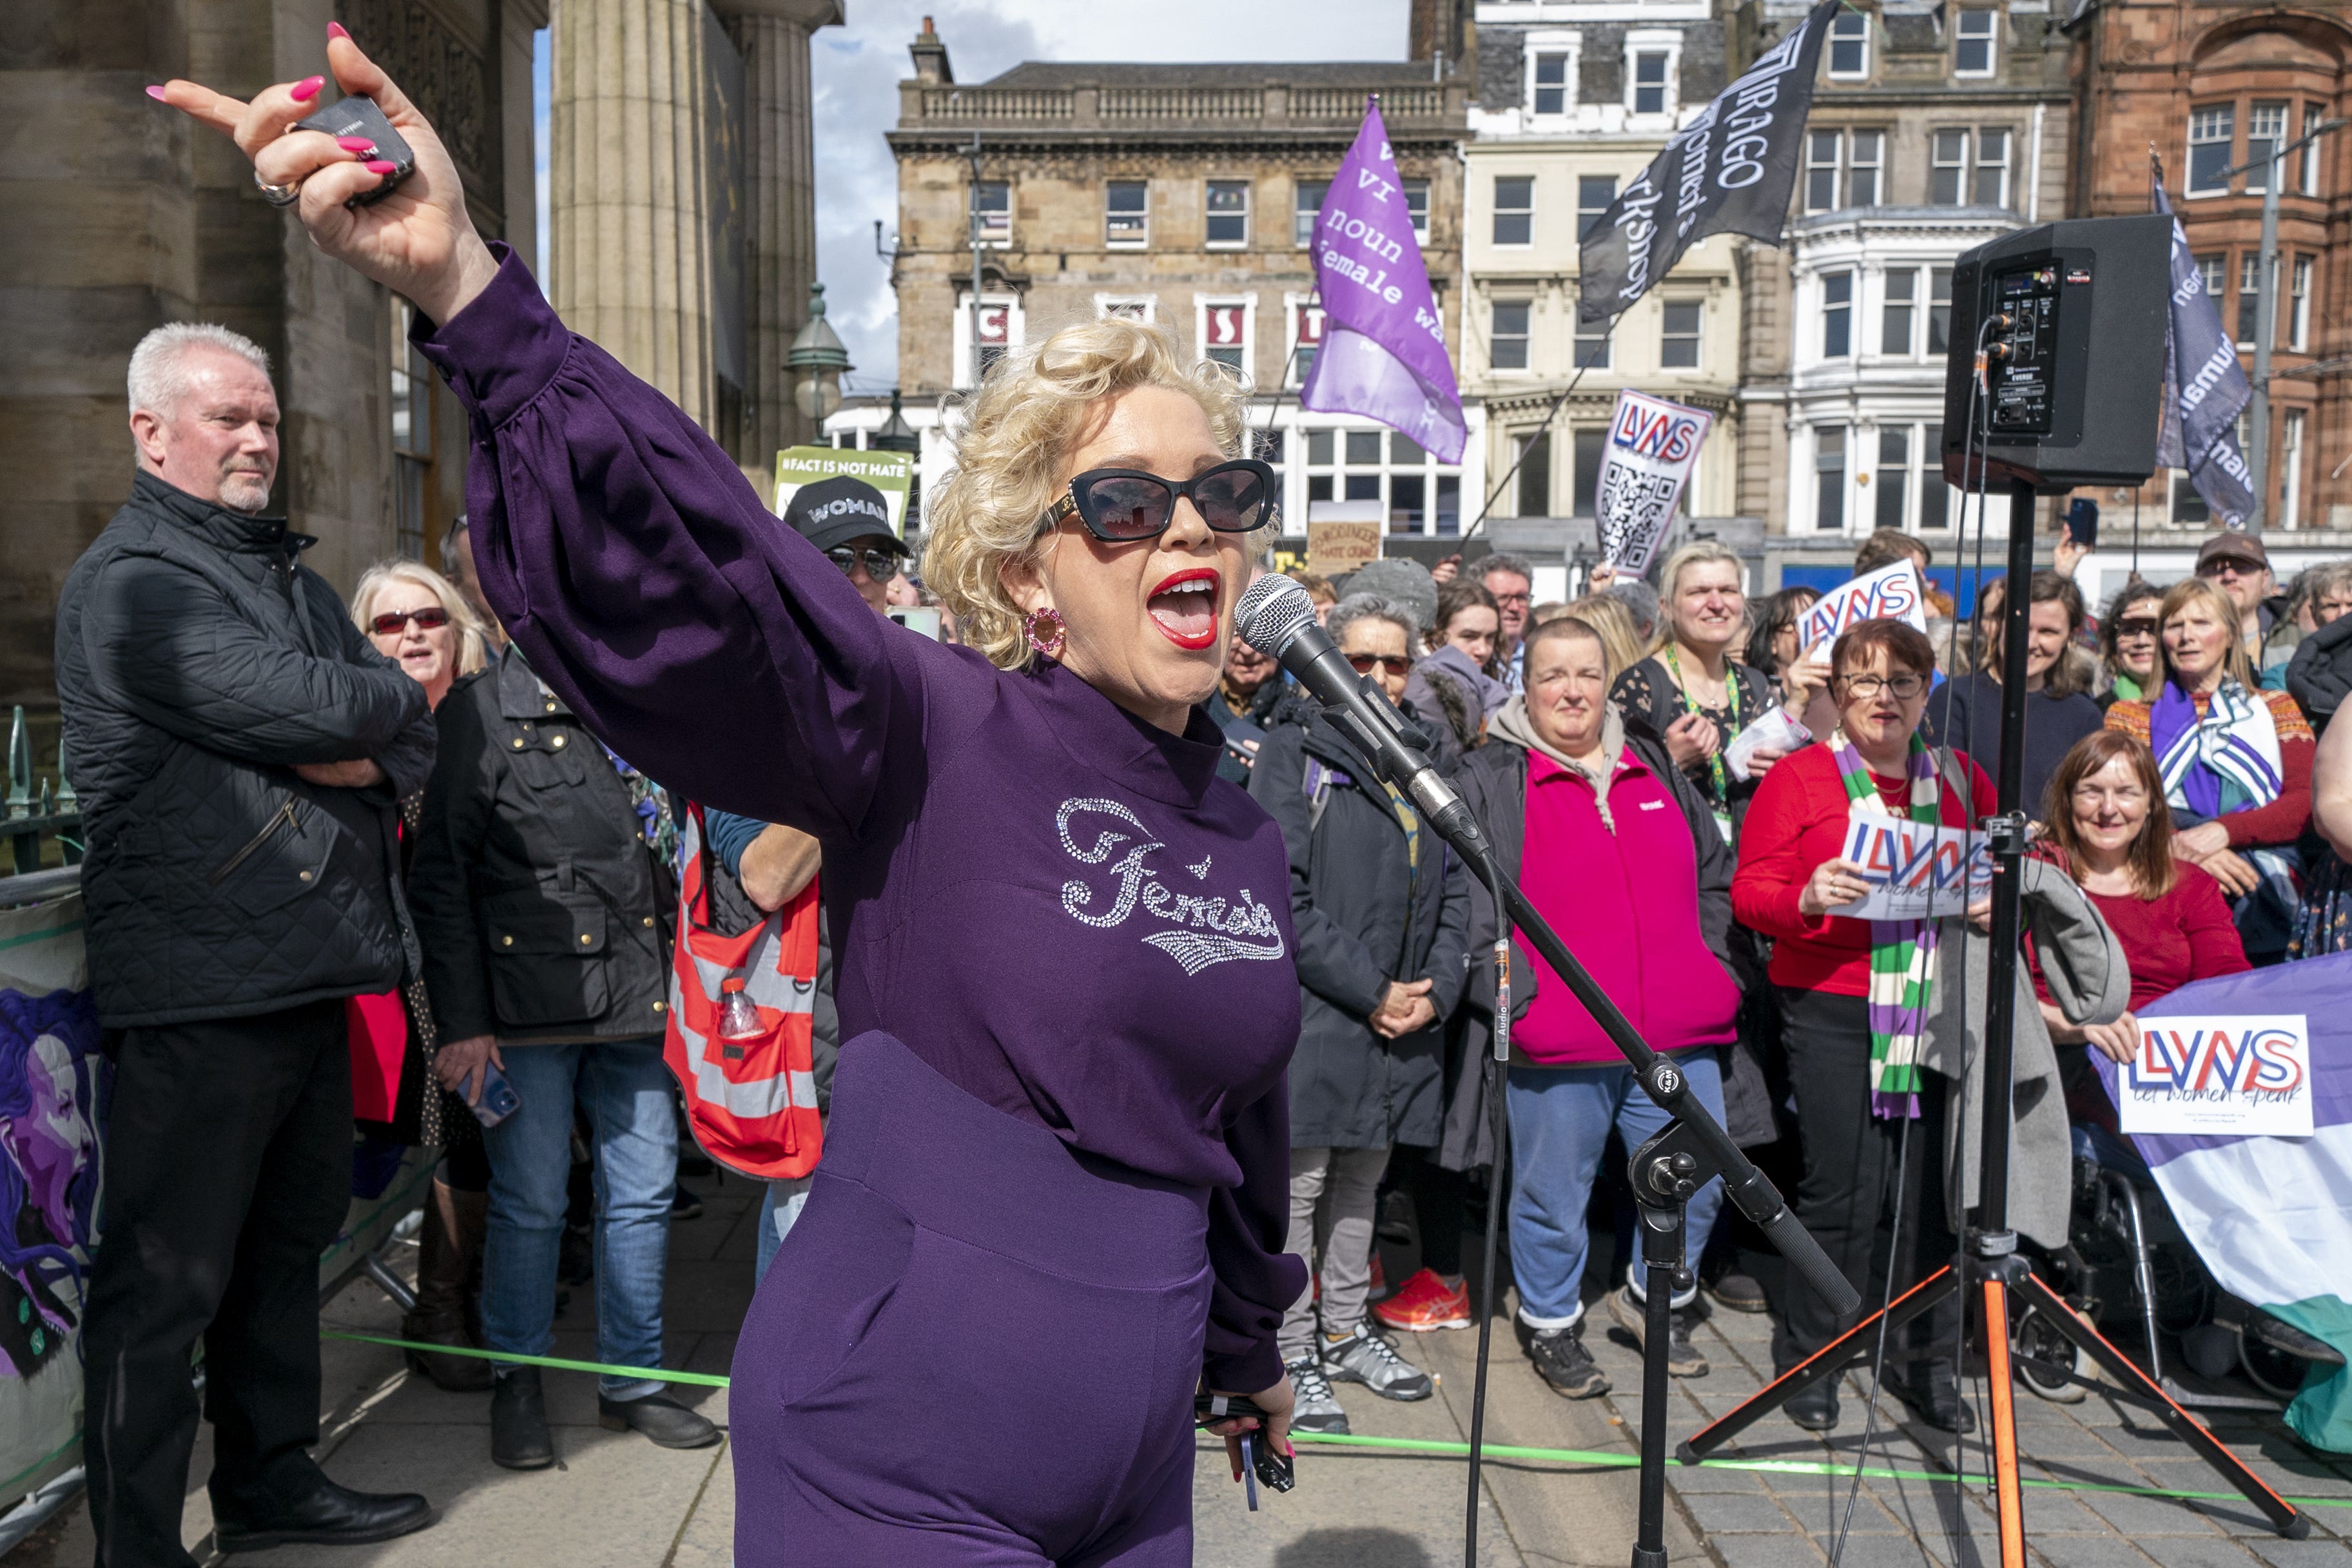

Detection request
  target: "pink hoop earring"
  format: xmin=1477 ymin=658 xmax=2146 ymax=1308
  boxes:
xmin=1024 ymin=606 xmax=1066 ymax=659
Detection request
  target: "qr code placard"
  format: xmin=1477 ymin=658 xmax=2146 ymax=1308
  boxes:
xmin=1596 ymin=461 xmax=1685 ymax=573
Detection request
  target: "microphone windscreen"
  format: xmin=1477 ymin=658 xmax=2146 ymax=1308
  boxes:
xmin=1234 ymin=573 xmax=1317 ymax=661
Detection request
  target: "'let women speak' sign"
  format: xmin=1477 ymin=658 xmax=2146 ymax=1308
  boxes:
xmin=2119 ymin=1014 xmax=2314 ymax=1137
xmin=1829 ymin=809 xmax=1990 ymax=922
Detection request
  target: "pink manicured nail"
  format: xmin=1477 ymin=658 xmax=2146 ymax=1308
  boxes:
xmin=365 ymin=159 xmax=397 ymax=175
xmin=327 ymin=21 xmax=351 ymax=39
xmin=336 ymin=137 xmax=375 ymax=152
xmin=290 ymin=75 xmax=324 ymax=101
xmin=145 ymin=85 xmax=168 ymax=101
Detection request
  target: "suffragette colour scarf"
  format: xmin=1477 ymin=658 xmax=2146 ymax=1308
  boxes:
xmin=2148 ymin=676 xmax=2282 ymax=824
xmin=1831 ymin=731 xmax=1938 ymax=1119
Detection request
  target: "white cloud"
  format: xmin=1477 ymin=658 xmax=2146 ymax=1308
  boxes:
xmin=812 ymin=0 xmax=1414 ymax=392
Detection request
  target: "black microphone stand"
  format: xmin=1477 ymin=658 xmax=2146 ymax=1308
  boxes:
xmin=1310 ymin=696 xmax=1863 ymax=1568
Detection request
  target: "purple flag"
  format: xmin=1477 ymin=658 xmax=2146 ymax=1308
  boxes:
xmin=1299 ymin=104 xmax=1466 ymax=463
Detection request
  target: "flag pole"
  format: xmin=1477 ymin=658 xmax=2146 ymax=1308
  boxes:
xmin=1461 ymin=353 xmax=1600 ymax=541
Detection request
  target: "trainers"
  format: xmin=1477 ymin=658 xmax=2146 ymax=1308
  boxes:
xmin=1321 ymin=1323 xmax=1433 ymax=1402
xmin=1284 ymin=1354 xmax=1349 ymax=1436
xmin=1606 ymin=1284 xmax=1709 ymax=1377
xmin=1518 ymin=1318 xmax=1610 ymax=1399
xmin=1374 ymin=1268 xmax=1473 ymax=1333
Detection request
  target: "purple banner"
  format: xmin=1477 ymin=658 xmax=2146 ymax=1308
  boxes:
xmin=1299 ymin=103 xmax=1466 ymax=463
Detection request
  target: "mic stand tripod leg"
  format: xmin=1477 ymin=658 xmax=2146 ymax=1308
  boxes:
xmin=1626 ymin=1119 xmax=1713 ymax=1568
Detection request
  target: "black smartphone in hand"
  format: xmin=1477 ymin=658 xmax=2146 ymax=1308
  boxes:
xmin=293 ymin=96 xmax=414 ymax=205
xmin=1193 ymin=1393 xmax=1296 ymax=1497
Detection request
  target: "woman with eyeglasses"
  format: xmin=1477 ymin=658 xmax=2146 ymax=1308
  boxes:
xmin=157 ymin=38 xmax=1315 ymax=1556
xmin=2104 ymin=578 xmax=2313 ymax=964
xmin=2095 ymin=580 xmax=2164 ymax=713
xmin=1245 ymin=594 xmax=1469 ymax=1436
xmin=347 ymin=561 xmax=498 ymax=1392
xmin=1732 ymin=619 xmax=1992 ymax=1436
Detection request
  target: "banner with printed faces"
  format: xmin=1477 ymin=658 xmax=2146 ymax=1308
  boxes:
xmin=1795 ymin=559 xmax=1931 ymax=657
xmin=2119 ymin=1014 xmax=2314 ymax=1137
xmin=773 ymin=447 xmax=915 ymax=536
xmin=1828 ymin=810 xmax=1991 ymax=922
xmin=1577 ymin=0 xmax=1838 ymax=326
xmin=1595 ymin=390 xmax=1714 ymax=576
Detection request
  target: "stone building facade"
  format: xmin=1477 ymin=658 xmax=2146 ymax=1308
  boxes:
xmin=1735 ymin=0 xmax=2074 ymax=598
xmin=873 ymin=19 xmax=1478 ymax=556
xmin=2068 ymin=0 xmax=2351 ymax=587
xmin=1461 ymin=0 xmax=1749 ymax=592
xmin=4 ymin=0 xmax=542 ymax=713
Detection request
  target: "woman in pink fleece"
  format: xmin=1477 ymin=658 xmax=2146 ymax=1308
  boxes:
xmin=1453 ymin=615 xmax=1745 ymax=1401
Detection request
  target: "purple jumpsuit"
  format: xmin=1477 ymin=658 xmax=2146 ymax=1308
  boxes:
xmin=414 ymin=247 xmax=1307 ymax=1565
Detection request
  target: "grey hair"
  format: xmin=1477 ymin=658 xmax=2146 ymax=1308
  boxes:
xmin=127 ymin=322 xmax=271 ymax=420
xmin=1327 ymin=592 xmax=1418 ymax=652
xmin=1477 ymin=551 xmax=1534 ymax=585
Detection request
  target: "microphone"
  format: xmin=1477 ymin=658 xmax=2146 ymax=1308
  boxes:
xmin=1232 ymin=574 xmax=1490 ymax=857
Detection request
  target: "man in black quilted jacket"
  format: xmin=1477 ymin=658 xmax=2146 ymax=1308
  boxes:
xmin=56 ymin=324 xmax=440 ymax=1564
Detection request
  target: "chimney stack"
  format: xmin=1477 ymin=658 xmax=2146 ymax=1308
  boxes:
xmin=910 ymin=15 xmax=953 ymax=85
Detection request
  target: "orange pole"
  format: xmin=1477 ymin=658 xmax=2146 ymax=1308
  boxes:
xmin=1981 ymin=1281 xmax=2026 ymax=1568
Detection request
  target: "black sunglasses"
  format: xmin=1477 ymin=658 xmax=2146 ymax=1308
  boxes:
xmin=826 ymin=546 xmax=901 ymax=579
xmin=1042 ymin=460 xmax=1276 ymax=543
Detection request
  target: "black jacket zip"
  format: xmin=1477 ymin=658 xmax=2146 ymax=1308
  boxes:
xmin=208 ymin=795 xmax=302 ymax=887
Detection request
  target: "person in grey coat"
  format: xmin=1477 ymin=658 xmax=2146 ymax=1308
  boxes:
xmin=1248 ymin=595 xmax=1473 ymax=1437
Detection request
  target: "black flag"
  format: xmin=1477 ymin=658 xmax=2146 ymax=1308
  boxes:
xmin=1579 ymin=0 xmax=1840 ymax=325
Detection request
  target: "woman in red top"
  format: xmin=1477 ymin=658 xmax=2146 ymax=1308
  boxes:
xmin=2034 ymin=732 xmax=2249 ymax=1102
xmin=1732 ymin=619 xmax=1992 ymax=1436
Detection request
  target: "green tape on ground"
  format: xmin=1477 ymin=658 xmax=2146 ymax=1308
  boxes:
xmin=326 ymin=1330 xmax=2352 ymax=1515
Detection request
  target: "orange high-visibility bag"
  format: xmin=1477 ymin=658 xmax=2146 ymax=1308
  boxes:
xmin=663 ymin=804 xmax=824 ymax=1179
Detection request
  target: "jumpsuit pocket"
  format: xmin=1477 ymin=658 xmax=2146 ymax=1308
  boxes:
xmin=741 ymin=1177 xmax=915 ymax=1412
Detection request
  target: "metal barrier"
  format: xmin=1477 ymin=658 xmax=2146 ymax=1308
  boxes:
xmin=5 ymin=706 xmax=80 ymax=876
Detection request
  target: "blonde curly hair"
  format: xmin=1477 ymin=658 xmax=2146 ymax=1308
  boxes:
xmin=922 ymin=315 xmax=1264 ymax=670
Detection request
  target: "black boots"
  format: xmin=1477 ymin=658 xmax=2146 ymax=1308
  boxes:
xmin=211 ymin=1458 xmax=434 ymax=1552
xmin=402 ymin=1178 xmax=493 ymax=1392
xmin=1896 ymin=1360 xmax=1978 ymax=1435
xmin=491 ymin=1368 xmax=556 ymax=1470
xmin=598 ymin=1392 xmax=721 ymax=1449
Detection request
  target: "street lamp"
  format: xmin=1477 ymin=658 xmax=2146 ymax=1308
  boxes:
xmin=787 ymin=281 xmax=852 ymax=425
xmin=871 ymin=389 xmax=920 ymax=455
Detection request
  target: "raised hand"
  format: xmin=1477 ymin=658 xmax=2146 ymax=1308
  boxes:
xmin=150 ymin=26 xmax=500 ymax=325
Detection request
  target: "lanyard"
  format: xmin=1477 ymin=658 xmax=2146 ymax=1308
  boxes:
xmin=1664 ymin=643 xmax=1742 ymax=835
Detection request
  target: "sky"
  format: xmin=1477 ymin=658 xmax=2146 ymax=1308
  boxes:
xmin=532 ymin=1 xmax=1412 ymax=391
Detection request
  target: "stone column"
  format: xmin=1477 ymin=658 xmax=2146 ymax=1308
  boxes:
xmin=715 ymin=0 xmax=840 ymax=479
xmin=547 ymin=0 xmax=717 ymax=430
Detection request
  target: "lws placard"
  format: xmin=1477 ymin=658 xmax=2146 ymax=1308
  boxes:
xmin=2119 ymin=1014 xmax=2314 ymax=1137
xmin=1594 ymin=389 xmax=1713 ymax=577
xmin=1828 ymin=809 xmax=1990 ymax=922
xmin=1796 ymin=560 xmax=1930 ymax=655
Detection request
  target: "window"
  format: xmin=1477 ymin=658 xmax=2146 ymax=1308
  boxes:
xmin=1303 ymin=423 xmax=1461 ymax=536
xmin=972 ymin=179 xmax=1009 ymax=246
xmin=958 ymin=293 xmax=1020 ymax=387
xmin=1929 ymin=266 xmax=1954 ymax=354
xmin=1932 ymin=128 xmax=1968 ymax=205
xmin=1883 ymin=267 xmax=1916 ymax=356
xmin=1097 ymin=296 xmax=1154 ymax=322
xmin=2172 ymin=474 xmax=2211 ymax=525
xmin=1921 ymin=423 xmax=1950 ymax=529
xmin=2282 ymin=410 xmax=2306 ymax=528
xmin=1660 ymin=300 xmax=1701 ymax=369
xmin=1876 ymin=427 xmax=1910 ymax=531
xmin=1574 ymin=315 xmax=1611 ymax=369
xmin=1829 ymin=10 xmax=1869 ymax=77
xmin=1491 ymin=300 xmax=1531 ymax=370
xmin=1573 ymin=429 xmax=1606 ymax=518
xmin=1954 ymin=8 xmax=1997 ymax=75
xmin=1816 ymin=427 xmax=1847 ymax=531
xmin=2239 ymin=252 xmax=2261 ymax=348
xmin=1822 ymin=270 xmax=1853 ymax=358
xmin=1806 ymin=131 xmax=1841 ymax=212
xmin=1105 ymin=180 xmax=1147 ymax=247
xmin=389 ymin=299 xmax=433 ymax=562
xmin=2196 ymin=252 xmax=2226 ymax=301
xmin=2291 ymin=255 xmax=2311 ymax=351
xmin=1403 ymin=179 xmax=1430 ymax=243
xmin=1514 ymin=432 xmax=1551 ymax=519
xmin=1532 ymin=50 xmax=1570 ymax=115
xmin=2188 ymin=106 xmax=2234 ymax=195
xmin=1578 ymin=175 xmax=1617 ymax=240
xmin=1493 ymin=176 xmax=1533 ymax=245
xmin=1289 ymin=300 xmax=1324 ymax=385
xmin=1200 ymin=300 xmax=1250 ymax=374
xmin=1849 ymin=130 xmax=1883 ymax=207
xmin=1294 ymin=179 xmax=1328 ymax=247
xmin=1206 ymin=180 xmax=1249 ymax=247
xmin=1632 ymin=51 xmax=1669 ymax=115
xmin=2248 ymin=102 xmax=2288 ymax=193
xmin=2305 ymin=102 xmax=2327 ymax=195
xmin=1974 ymin=127 xmax=2010 ymax=207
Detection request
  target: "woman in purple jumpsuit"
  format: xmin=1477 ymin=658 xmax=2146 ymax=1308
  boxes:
xmin=158 ymin=37 xmax=1305 ymax=1565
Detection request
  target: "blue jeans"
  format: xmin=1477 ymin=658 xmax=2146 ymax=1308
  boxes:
xmin=482 ymin=1036 xmax=677 ymax=1399
xmin=1505 ymin=1050 xmax=1726 ymax=1327
xmin=755 ymin=1176 xmax=813 ymax=1282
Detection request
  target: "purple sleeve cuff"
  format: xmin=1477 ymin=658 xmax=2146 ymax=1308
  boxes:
xmin=409 ymin=243 xmax=572 ymax=431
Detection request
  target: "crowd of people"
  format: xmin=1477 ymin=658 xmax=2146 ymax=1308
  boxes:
xmin=55 ymin=39 xmax=2352 ymax=1559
